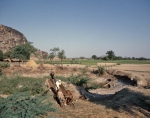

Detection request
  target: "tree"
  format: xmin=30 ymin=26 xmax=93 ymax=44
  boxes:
xmin=58 ymin=49 xmax=65 ymax=69
xmin=0 ymin=50 xmax=3 ymax=61
xmin=106 ymin=50 xmax=115 ymax=60
xmin=50 ymin=47 xmax=60 ymax=56
xmin=3 ymin=51 xmax=12 ymax=59
xmin=49 ymin=52 xmax=55 ymax=63
xmin=91 ymin=55 xmax=97 ymax=60
xmin=115 ymin=56 xmax=123 ymax=60
xmin=11 ymin=43 xmax=36 ymax=64
xmin=80 ymin=57 xmax=85 ymax=60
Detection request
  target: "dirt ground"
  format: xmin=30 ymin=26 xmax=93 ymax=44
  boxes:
xmin=1 ymin=61 xmax=150 ymax=118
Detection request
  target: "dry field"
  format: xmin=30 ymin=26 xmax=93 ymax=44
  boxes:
xmin=1 ymin=61 xmax=150 ymax=118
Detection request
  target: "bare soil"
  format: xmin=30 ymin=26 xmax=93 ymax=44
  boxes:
xmin=1 ymin=61 xmax=150 ymax=118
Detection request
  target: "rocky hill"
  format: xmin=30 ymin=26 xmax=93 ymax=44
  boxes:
xmin=0 ymin=24 xmax=48 ymax=59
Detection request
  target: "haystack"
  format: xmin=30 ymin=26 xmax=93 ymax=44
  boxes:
xmin=25 ymin=60 xmax=38 ymax=69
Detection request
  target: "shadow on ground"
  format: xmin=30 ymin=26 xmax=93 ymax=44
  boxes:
xmin=86 ymin=88 xmax=150 ymax=117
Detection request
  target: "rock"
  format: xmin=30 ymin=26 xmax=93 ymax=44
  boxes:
xmin=0 ymin=24 xmax=48 ymax=59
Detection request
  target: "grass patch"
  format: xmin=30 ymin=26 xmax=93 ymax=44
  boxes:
xmin=86 ymin=82 xmax=104 ymax=90
xmin=36 ymin=59 xmax=150 ymax=66
xmin=0 ymin=75 xmax=46 ymax=95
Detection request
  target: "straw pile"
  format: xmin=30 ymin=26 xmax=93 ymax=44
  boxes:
xmin=25 ymin=60 xmax=38 ymax=69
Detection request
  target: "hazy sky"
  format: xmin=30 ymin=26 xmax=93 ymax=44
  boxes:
xmin=0 ymin=0 xmax=150 ymax=58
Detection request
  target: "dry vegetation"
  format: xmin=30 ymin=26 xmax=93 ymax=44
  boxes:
xmin=1 ymin=60 xmax=150 ymax=118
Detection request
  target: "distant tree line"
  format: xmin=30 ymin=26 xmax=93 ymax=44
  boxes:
xmin=91 ymin=50 xmax=149 ymax=60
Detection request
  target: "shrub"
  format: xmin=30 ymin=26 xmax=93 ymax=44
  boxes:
xmin=117 ymin=63 xmax=120 ymax=65
xmin=97 ymin=66 xmax=105 ymax=76
xmin=0 ymin=92 xmax=56 ymax=118
xmin=80 ymin=66 xmax=88 ymax=76
xmin=57 ymin=74 xmax=89 ymax=88
xmin=0 ymin=62 xmax=10 ymax=68
xmin=69 ymin=75 xmax=89 ymax=88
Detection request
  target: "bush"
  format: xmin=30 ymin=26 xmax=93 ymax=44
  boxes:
xmin=97 ymin=66 xmax=105 ymax=76
xmin=0 ymin=62 xmax=10 ymax=68
xmin=56 ymin=74 xmax=89 ymax=88
xmin=69 ymin=75 xmax=89 ymax=88
xmin=0 ymin=92 xmax=56 ymax=118
xmin=79 ymin=66 xmax=89 ymax=76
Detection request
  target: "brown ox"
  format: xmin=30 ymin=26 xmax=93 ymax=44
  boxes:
xmin=59 ymin=84 xmax=75 ymax=108
xmin=57 ymin=90 xmax=66 ymax=107
xmin=45 ymin=78 xmax=66 ymax=107
xmin=46 ymin=72 xmax=75 ymax=108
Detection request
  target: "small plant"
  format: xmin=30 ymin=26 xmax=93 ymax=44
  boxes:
xmin=117 ymin=63 xmax=121 ymax=65
xmin=80 ymin=66 xmax=88 ymax=76
xmin=0 ymin=92 xmax=57 ymax=118
xmin=97 ymin=66 xmax=105 ymax=76
xmin=31 ymin=82 xmax=44 ymax=95
xmin=69 ymin=75 xmax=89 ymax=88
xmin=0 ymin=62 xmax=10 ymax=68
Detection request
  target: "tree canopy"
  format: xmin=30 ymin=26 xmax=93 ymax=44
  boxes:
xmin=11 ymin=43 xmax=37 ymax=60
xmin=50 ymin=47 xmax=60 ymax=56
xmin=91 ymin=55 xmax=97 ymax=60
xmin=58 ymin=49 xmax=65 ymax=69
xmin=106 ymin=50 xmax=115 ymax=60
xmin=49 ymin=52 xmax=55 ymax=62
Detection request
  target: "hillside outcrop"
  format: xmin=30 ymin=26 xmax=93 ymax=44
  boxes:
xmin=0 ymin=24 xmax=48 ymax=59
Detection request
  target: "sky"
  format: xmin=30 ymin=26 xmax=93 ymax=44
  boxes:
xmin=0 ymin=0 xmax=150 ymax=58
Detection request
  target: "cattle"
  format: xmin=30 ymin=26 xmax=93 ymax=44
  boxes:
xmin=57 ymin=89 xmax=66 ymax=107
xmin=59 ymin=84 xmax=75 ymax=108
xmin=45 ymin=72 xmax=75 ymax=108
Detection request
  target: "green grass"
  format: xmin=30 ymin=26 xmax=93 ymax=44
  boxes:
xmin=36 ymin=59 xmax=150 ymax=66
xmin=0 ymin=75 xmax=46 ymax=95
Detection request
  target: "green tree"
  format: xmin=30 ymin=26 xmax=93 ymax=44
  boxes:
xmin=50 ymin=47 xmax=60 ymax=56
xmin=11 ymin=43 xmax=36 ymax=64
xmin=106 ymin=50 xmax=115 ymax=60
xmin=115 ymin=56 xmax=123 ymax=60
xmin=0 ymin=50 xmax=3 ymax=61
xmin=49 ymin=52 xmax=55 ymax=63
xmin=80 ymin=57 xmax=85 ymax=60
xmin=58 ymin=49 xmax=65 ymax=69
xmin=91 ymin=55 xmax=97 ymax=60
xmin=3 ymin=51 xmax=12 ymax=59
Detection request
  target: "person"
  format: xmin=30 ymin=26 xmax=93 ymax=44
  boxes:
xmin=50 ymin=72 xmax=58 ymax=90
